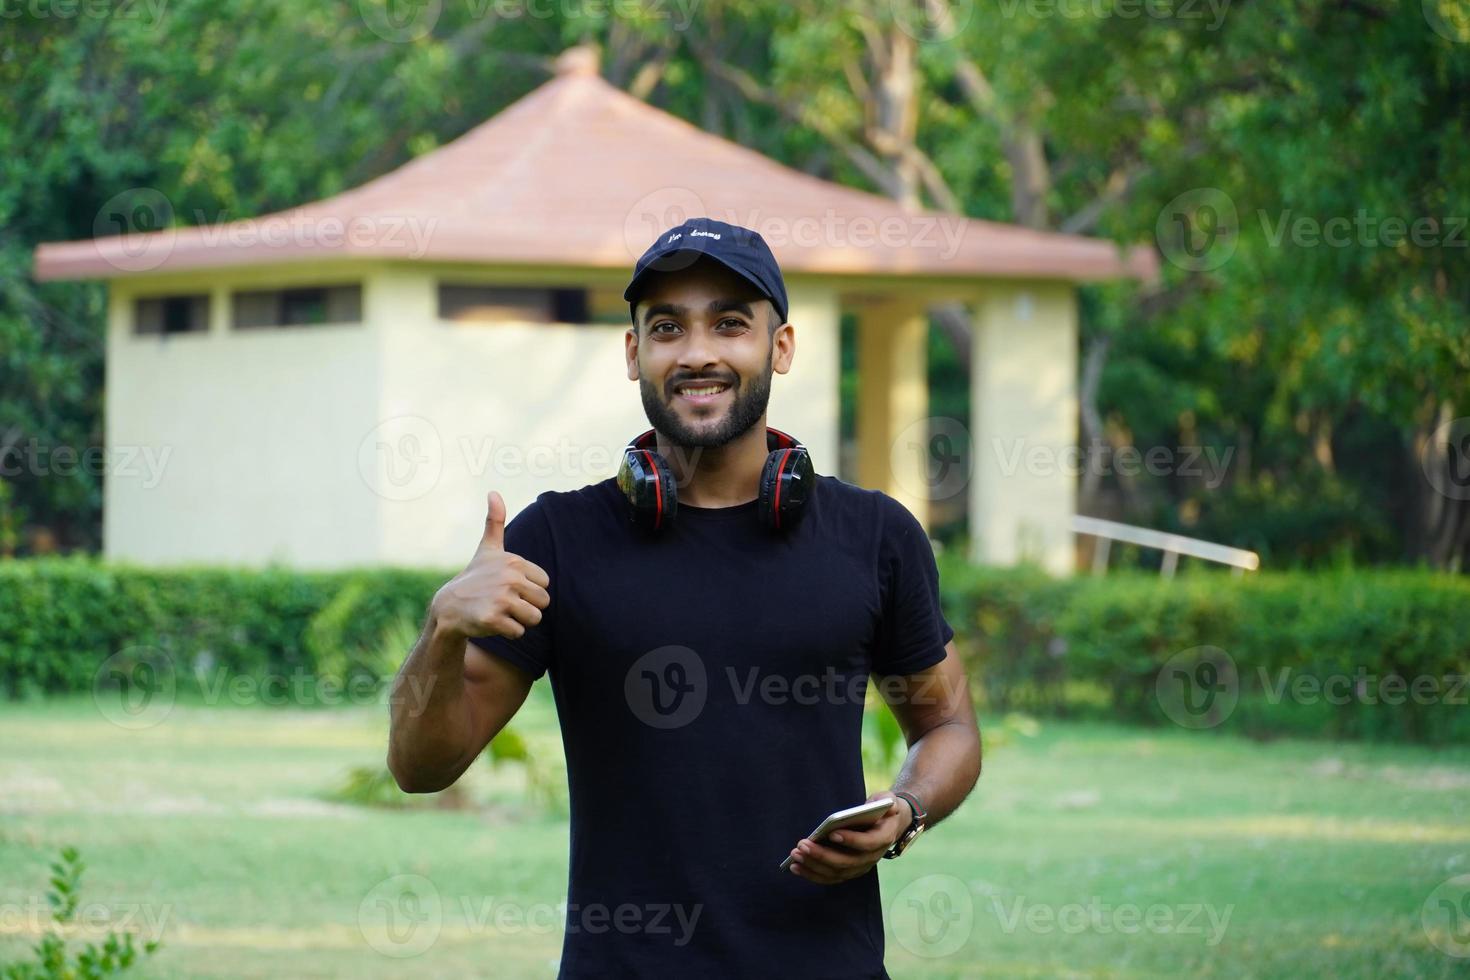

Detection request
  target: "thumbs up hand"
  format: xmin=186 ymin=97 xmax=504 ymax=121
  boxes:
xmin=478 ymin=487 xmax=508 ymax=554
xmin=432 ymin=491 xmax=551 ymax=640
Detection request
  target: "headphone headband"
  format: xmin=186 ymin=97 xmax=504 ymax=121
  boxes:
xmin=617 ymin=427 xmax=814 ymax=532
xmin=629 ymin=427 xmax=805 ymax=454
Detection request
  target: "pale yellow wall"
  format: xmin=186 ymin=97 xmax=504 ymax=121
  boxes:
xmin=767 ymin=284 xmax=841 ymax=482
xmin=105 ymin=268 xmax=380 ymax=568
xmin=100 ymin=263 xmax=840 ymax=568
xmin=969 ymin=283 xmax=1078 ymax=574
xmin=374 ymin=275 xmax=840 ymax=567
xmin=371 ymin=269 xmax=644 ymax=565
xmin=103 ymin=261 xmax=1076 ymax=572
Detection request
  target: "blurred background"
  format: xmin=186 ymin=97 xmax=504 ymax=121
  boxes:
xmin=2 ymin=1 xmax=1468 ymax=977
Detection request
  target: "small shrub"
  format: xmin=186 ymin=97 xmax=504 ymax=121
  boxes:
xmin=2 ymin=847 xmax=161 ymax=979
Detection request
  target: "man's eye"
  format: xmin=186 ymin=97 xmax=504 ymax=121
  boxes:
xmin=719 ymin=318 xmax=747 ymax=329
xmin=652 ymin=322 xmax=679 ymax=334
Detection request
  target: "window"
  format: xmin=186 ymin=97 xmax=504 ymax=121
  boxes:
xmin=438 ymin=284 xmax=590 ymax=324
xmin=134 ymin=294 xmax=209 ymax=336
xmin=232 ymin=285 xmax=362 ymax=329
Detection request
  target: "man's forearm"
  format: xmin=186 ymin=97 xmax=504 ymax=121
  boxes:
xmin=387 ymin=612 xmax=475 ymax=792
xmin=889 ymin=719 xmax=982 ymax=828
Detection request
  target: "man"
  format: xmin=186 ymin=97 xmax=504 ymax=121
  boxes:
xmin=388 ymin=217 xmax=982 ymax=978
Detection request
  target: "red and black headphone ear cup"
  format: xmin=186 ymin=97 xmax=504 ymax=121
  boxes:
xmin=758 ymin=447 xmax=814 ymax=530
xmin=620 ymin=427 xmax=810 ymax=532
xmin=617 ymin=447 xmax=678 ymax=531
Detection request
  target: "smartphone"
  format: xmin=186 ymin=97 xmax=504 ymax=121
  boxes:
xmin=779 ymin=796 xmax=896 ymax=870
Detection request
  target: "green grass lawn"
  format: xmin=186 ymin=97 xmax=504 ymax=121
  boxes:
xmin=3 ymin=687 xmax=1469 ymax=978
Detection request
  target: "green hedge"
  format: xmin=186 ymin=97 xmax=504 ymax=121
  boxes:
xmin=3 ymin=558 xmax=1468 ymax=744
xmin=937 ymin=556 xmax=1470 ymax=744
xmin=0 ymin=558 xmax=444 ymax=700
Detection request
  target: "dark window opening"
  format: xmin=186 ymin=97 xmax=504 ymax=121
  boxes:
xmin=135 ymin=295 xmax=209 ymax=336
xmin=232 ymin=285 xmax=362 ymax=328
xmin=438 ymin=284 xmax=591 ymax=324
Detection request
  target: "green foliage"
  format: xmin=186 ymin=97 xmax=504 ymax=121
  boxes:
xmin=7 ymin=557 xmax=1467 ymax=747
xmin=1 ymin=847 xmax=161 ymax=979
xmin=939 ymin=555 xmax=1470 ymax=744
xmin=326 ymin=765 xmax=415 ymax=810
xmin=860 ymin=691 xmax=906 ymax=787
xmin=0 ymin=558 xmax=442 ymax=699
xmin=306 ymin=587 xmax=423 ymax=687
xmin=327 ymin=722 xmax=567 ymax=817
xmin=486 ymin=725 xmax=568 ymax=817
xmin=4 ymin=2 xmax=1467 ymax=568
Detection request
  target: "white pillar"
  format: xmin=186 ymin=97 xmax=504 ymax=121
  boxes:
xmin=970 ymin=283 xmax=1077 ymax=574
xmin=854 ymin=299 xmax=930 ymax=528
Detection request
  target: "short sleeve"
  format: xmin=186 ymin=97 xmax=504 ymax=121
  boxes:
xmin=871 ymin=494 xmax=955 ymax=677
xmin=467 ymin=497 xmax=556 ymax=680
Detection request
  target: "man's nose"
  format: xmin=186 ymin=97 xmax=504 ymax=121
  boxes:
xmin=676 ymin=325 xmax=719 ymax=373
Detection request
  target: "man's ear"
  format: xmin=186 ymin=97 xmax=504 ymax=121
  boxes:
xmin=772 ymin=322 xmax=796 ymax=376
xmin=625 ymin=326 xmax=640 ymax=381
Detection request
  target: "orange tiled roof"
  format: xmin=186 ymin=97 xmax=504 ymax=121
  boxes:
xmin=34 ymin=48 xmax=1156 ymax=284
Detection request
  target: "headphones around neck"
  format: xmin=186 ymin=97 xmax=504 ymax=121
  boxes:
xmin=616 ymin=427 xmax=815 ymax=532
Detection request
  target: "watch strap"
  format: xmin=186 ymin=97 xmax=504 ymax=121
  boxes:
xmin=883 ymin=791 xmax=929 ymax=859
xmin=893 ymin=791 xmax=927 ymax=829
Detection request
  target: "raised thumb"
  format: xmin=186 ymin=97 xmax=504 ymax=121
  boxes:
xmin=479 ymin=490 xmax=506 ymax=553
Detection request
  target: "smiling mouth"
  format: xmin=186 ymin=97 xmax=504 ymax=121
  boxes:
xmin=672 ymin=380 xmax=732 ymax=403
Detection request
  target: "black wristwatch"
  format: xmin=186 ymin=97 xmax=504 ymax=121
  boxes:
xmin=883 ymin=791 xmax=928 ymax=859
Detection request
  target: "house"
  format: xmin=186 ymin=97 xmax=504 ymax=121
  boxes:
xmin=33 ymin=46 xmax=1154 ymax=572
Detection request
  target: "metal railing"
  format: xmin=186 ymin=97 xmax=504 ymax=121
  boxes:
xmin=1071 ymin=515 xmax=1260 ymax=578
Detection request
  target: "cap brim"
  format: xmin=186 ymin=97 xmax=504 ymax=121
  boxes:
xmin=624 ymin=248 xmax=778 ymax=317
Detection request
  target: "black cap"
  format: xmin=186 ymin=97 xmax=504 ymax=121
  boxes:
xmin=624 ymin=217 xmax=789 ymax=325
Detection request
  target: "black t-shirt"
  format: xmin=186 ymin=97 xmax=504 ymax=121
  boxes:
xmin=469 ymin=473 xmax=954 ymax=979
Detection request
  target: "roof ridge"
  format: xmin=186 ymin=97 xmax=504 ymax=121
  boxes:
xmin=32 ymin=64 xmax=1159 ymax=284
